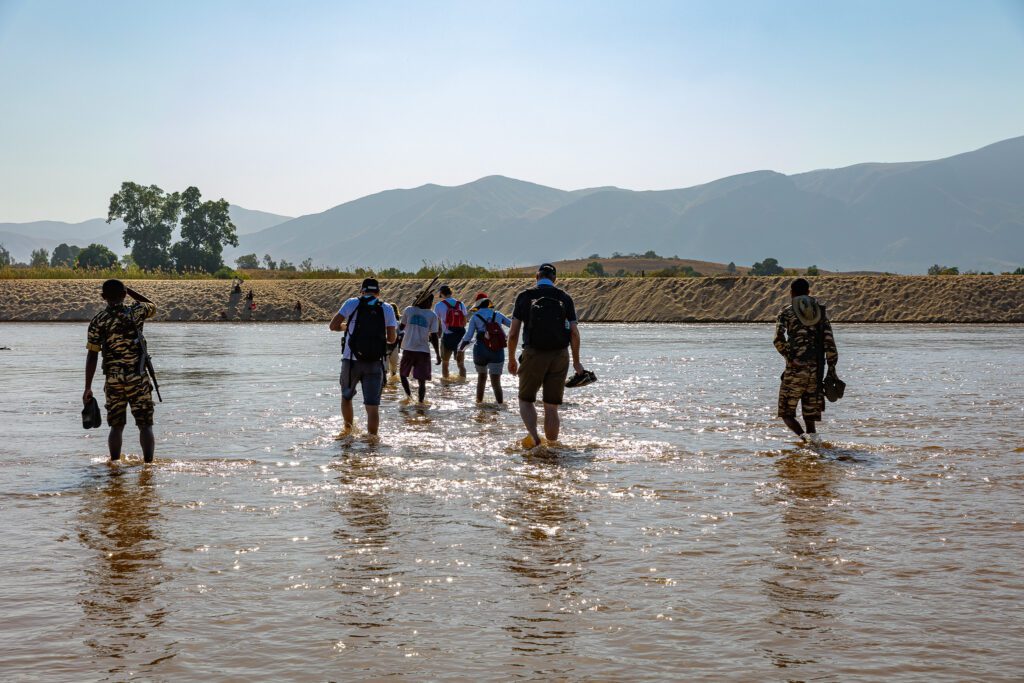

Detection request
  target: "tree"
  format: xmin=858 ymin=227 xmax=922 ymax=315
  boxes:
xmin=0 ymin=243 xmax=11 ymax=267
xmin=643 ymin=250 xmax=659 ymax=258
xmin=30 ymin=248 xmax=50 ymax=267
xmin=584 ymin=261 xmax=605 ymax=277
xmin=750 ymin=258 xmax=784 ymax=276
xmin=171 ymin=186 xmax=238 ymax=273
xmin=235 ymin=253 xmax=260 ymax=269
xmin=278 ymin=259 xmax=296 ymax=271
xmin=300 ymin=257 xmax=314 ymax=272
xmin=927 ymin=264 xmax=958 ymax=275
xmin=76 ymin=243 xmax=118 ymax=269
xmin=588 ymin=253 xmax=601 ymax=259
xmin=726 ymin=261 xmax=737 ymax=274
xmin=50 ymin=243 xmax=82 ymax=267
xmin=107 ymin=182 xmax=181 ymax=270
xmin=806 ymin=265 xmax=820 ymax=276
xmin=262 ymin=254 xmax=277 ymax=270
xmin=1013 ymin=267 xmax=1024 ymax=275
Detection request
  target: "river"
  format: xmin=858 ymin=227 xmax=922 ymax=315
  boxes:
xmin=0 ymin=323 xmax=1021 ymax=681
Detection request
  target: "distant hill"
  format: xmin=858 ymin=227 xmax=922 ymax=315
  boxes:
xmin=227 ymin=135 xmax=1024 ymax=273
xmin=514 ymin=257 xmax=753 ymax=276
xmin=5 ymin=136 xmax=1023 ymax=273
xmin=0 ymin=205 xmax=291 ymax=262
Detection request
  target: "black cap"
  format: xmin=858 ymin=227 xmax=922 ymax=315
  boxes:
xmin=361 ymin=278 xmax=380 ymax=293
xmin=538 ymin=263 xmax=556 ymax=278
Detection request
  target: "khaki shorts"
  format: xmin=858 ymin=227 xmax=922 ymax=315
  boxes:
xmin=104 ymin=368 xmax=154 ymax=427
xmin=517 ymin=347 xmax=570 ymax=405
xmin=778 ymin=363 xmax=823 ymax=421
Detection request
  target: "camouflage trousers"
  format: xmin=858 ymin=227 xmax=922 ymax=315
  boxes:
xmin=104 ymin=368 xmax=154 ymax=427
xmin=778 ymin=363 xmax=824 ymax=421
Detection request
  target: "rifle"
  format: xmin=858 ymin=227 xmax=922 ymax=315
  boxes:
xmin=113 ymin=304 xmax=163 ymax=403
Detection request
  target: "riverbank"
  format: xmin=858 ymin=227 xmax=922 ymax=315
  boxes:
xmin=0 ymin=276 xmax=1021 ymax=323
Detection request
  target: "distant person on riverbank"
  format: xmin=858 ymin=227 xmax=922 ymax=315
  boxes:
xmin=459 ymin=293 xmax=512 ymax=404
xmin=774 ymin=278 xmax=838 ymax=443
xmin=434 ymin=285 xmax=468 ymax=379
xmin=507 ymin=263 xmax=586 ymax=447
xmin=83 ymin=279 xmax=158 ymax=463
xmin=399 ymin=293 xmax=441 ymax=403
xmin=329 ymin=278 xmax=397 ymax=436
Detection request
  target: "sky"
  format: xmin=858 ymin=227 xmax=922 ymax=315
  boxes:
xmin=1 ymin=0 xmax=1023 ymax=223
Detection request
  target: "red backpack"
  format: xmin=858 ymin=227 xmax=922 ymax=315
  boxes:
xmin=442 ymin=300 xmax=467 ymax=329
xmin=481 ymin=310 xmax=507 ymax=351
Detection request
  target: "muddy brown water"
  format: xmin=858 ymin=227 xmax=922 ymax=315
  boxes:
xmin=0 ymin=323 xmax=1021 ymax=681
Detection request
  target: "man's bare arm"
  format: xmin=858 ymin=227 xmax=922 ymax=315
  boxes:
xmin=84 ymin=350 xmax=98 ymax=403
xmin=125 ymin=286 xmax=152 ymax=304
xmin=507 ymin=319 xmax=521 ymax=375
xmin=569 ymin=322 xmax=584 ymax=374
xmin=329 ymin=312 xmax=346 ymax=332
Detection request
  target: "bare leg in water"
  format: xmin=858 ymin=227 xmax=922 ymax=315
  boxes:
xmin=475 ymin=373 xmax=504 ymax=403
xmin=782 ymin=416 xmax=816 ymax=436
xmin=518 ymin=401 xmax=560 ymax=444
xmin=108 ymin=424 xmax=155 ymax=463
xmin=402 ymin=376 xmax=427 ymax=403
xmin=489 ymin=374 xmax=503 ymax=403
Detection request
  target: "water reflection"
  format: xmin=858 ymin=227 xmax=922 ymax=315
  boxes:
xmin=500 ymin=458 xmax=590 ymax=670
xmin=76 ymin=466 xmax=172 ymax=678
xmin=327 ymin=456 xmax=401 ymax=645
xmin=761 ymin=451 xmax=846 ymax=672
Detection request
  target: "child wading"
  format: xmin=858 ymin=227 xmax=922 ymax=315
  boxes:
xmin=458 ymin=292 xmax=512 ymax=403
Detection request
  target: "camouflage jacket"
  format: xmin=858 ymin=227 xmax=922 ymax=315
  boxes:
xmin=87 ymin=302 xmax=157 ymax=374
xmin=774 ymin=303 xmax=838 ymax=366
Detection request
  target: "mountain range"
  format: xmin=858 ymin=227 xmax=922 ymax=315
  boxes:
xmin=3 ymin=136 xmax=1022 ymax=273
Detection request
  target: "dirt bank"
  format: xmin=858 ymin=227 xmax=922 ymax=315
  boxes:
xmin=0 ymin=276 xmax=1021 ymax=323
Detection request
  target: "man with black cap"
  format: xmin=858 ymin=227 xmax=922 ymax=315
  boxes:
xmin=329 ymin=278 xmax=398 ymax=436
xmin=507 ymin=263 xmax=586 ymax=447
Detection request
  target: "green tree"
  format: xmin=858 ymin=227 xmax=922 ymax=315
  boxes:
xmin=107 ymin=182 xmax=181 ymax=270
xmin=806 ymin=265 xmax=820 ymax=276
xmin=1012 ymin=267 xmax=1024 ymax=275
xmin=76 ymin=243 xmax=118 ymax=269
xmin=750 ymin=258 xmax=784 ymax=276
xmin=235 ymin=253 xmax=260 ymax=269
xmin=0 ymin=243 xmax=11 ymax=267
xmin=927 ymin=264 xmax=959 ymax=275
xmin=726 ymin=261 xmax=737 ymax=274
xmin=299 ymin=257 xmax=314 ymax=272
xmin=170 ymin=186 xmax=238 ymax=273
xmin=643 ymin=250 xmax=659 ymax=258
xmin=30 ymin=248 xmax=50 ymax=267
xmin=278 ymin=259 xmax=297 ymax=271
xmin=50 ymin=243 xmax=81 ymax=267
xmin=262 ymin=254 xmax=277 ymax=270
xmin=584 ymin=261 xmax=605 ymax=277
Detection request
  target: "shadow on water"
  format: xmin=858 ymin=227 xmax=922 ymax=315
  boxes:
xmin=499 ymin=457 xmax=593 ymax=676
xmin=323 ymin=455 xmax=401 ymax=647
xmin=759 ymin=450 xmax=853 ymax=674
xmin=75 ymin=466 xmax=174 ymax=679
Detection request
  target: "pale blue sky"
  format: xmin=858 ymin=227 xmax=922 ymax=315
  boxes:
xmin=1 ymin=0 xmax=1022 ymax=222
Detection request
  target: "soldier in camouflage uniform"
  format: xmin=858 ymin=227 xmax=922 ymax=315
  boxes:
xmin=774 ymin=278 xmax=838 ymax=443
xmin=84 ymin=280 xmax=158 ymax=462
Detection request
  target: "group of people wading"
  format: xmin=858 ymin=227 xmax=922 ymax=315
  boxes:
xmin=82 ymin=266 xmax=840 ymax=461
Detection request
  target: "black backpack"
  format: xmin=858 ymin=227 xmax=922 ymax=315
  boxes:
xmin=346 ymin=298 xmax=388 ymax=362
xmin=527 ymin=294 xmax=569 ymax=350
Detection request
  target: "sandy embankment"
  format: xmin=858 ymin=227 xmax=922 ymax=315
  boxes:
xmin=0 ymin=276 xmax=1021 ymax=323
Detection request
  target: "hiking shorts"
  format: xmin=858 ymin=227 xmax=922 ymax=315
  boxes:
xmin=778 ymin=363 xmax=824 ymax=421
xmin=441 ymin=330 xmax=465 ymax=355
xmin=341 ymin=359 xmax=384 ymax=406
xmin=400 ymin=350 xmax=432 ymax=381
xmin=103 ymin=368 xmax=154 ymax=428
xmin=517 ymin=347 xmax=570 ymax=405
xmin=473 ymin=343 xmax=505 ymax=375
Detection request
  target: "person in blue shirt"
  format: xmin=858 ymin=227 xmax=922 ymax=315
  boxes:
xmin=458 ymin=292 xmax=512 ymax=403
xmin=328 ymin=278 xmax=398 ymax=436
